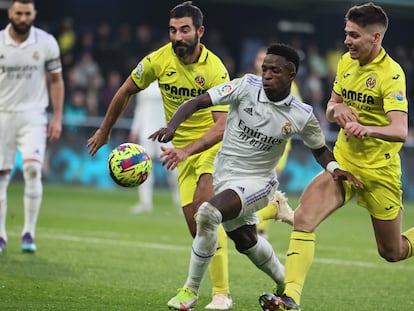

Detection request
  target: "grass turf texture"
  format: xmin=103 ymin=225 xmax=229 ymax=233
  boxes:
xmin=1 ymin=183 xmax=414 ymax=311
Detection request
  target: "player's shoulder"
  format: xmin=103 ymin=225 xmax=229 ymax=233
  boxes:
xmin=32 ymin=26 xmax=57 ymax=41
xmin=290 ymin=97 xmax=314 ymax=115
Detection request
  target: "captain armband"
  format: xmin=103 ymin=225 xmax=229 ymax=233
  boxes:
xmin=326 ymin=161 xmax=340 ymax=174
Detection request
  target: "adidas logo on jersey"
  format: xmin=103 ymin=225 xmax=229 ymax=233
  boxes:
xmin=243 ymin=107 xmax=253 ymax=115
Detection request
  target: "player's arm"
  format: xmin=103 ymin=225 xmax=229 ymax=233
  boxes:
xmin=87 ymin=77 xmax=140 ymax=156
xmin=182 ymin=110 xmax=226 ymax=155
xmin=326 ymin=91 xmax=359 ymax=128
xmin=311 ymin=145 xmax=363 ymax=188
xmin=47 ymin=71 xmax=64 ymax=143
xmin=344 ymin=110 xmax=407 ymax=142
xmin=159 ymin=110 xmax=226 ymax=170
xmin=149 ymin=92 xmax=213 ymax=143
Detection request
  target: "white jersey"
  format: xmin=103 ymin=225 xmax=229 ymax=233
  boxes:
xmin=131 ymin=81 xmax=166 ymax=138
xmin=207 ymin=74 xmax=326 ymax=180
xmin=0 ymin=24 xmax=62 ymax=112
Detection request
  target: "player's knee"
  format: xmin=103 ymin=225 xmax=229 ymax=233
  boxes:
xmin=197 ymin=202 xmax=222 ymax=233
xmin=377 ymin=246 xmax=401 ymax=263
xmin=23 ymin=162 xmax=42 ymax=180
xmin=23 ymin=162 xmax=42 ymax=197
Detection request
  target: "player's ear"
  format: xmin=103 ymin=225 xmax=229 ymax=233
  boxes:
xmin=197 ymin=25 xmax=205 ymax=39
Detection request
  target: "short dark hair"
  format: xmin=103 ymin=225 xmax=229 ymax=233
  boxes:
xmin=170 ymin=1 xmax=204 ymax=29
xmin=346 ymin=2 xmax=388 ymax=31
xmin=267 ymin=43 xmax=300 ymax=72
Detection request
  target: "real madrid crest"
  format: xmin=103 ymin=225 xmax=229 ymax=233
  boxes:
xmin=282 ymin=122 xmax=292 ymax=135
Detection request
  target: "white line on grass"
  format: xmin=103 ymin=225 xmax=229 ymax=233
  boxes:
xmin=8 ymin=229 xmax=414 ymax=271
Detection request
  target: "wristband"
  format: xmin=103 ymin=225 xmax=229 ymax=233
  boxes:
xmin=326 ymin=161 xmax=340 ymax=173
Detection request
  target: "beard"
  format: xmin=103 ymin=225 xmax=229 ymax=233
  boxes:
xmin=172 ymin=34 xmax=198 ymax=59
xmin=10 ymin=19 xmax=32 ymax=35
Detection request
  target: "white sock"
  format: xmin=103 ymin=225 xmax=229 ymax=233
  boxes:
xmin=243 ymin=235 xmax=285 ymax=285
xmin=22 ymin=162 xmax=43 ymax=238
xmin=0 ymin=174 xmax=10 ymax=240
xmin=184 ymin=202 xmax=222 ymax=293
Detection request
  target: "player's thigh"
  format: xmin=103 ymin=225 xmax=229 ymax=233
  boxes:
xmin=17 ymin=112 xmax=47 ymax=162
xmin=294 ymin=170 xmax=345 ymax=232
xmin=219 ymin=177 xmax=277 ymax=232
xmin=357 ymin=163 xmax=402 ymax=220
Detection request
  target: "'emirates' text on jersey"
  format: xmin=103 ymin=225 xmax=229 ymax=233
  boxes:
xmin=208 ymin=74 xmax=326 ymax=178
xmin=130 ymin=42 xmax=229 ymax=148
xmin=0 ymin=24 xmax=62 ymax=112
xmin=333 ymin=48 xmax=408 ymax=168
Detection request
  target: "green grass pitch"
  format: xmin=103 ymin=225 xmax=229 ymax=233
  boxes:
xmin=1 ymin=183 xmax=413 ymax=310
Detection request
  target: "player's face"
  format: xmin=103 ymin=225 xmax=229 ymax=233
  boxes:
xmin=344 ymin=21 xmax=379 ymax=66
xmin=8 ymin=2 xmax=36 ymax=35
xmin=261 ymin=54 xmax=295 ymax=102
xmin=169 ymin=17 xmax=203 ymax=59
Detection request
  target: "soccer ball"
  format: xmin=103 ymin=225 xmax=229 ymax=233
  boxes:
xmin=108 ymin=143 xmax=152 ymax=187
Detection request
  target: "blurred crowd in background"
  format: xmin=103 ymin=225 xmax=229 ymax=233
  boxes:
xmin=46 ymin=17 xmax=413 ymax=141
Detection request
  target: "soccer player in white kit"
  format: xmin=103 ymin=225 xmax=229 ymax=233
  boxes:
xmin=150 ymin=43 xmax=362 ymax=310
xmin=128 ymin=81 xmax=180 ymax=213
xmin=0 ymin=0 xmax=64 ymax=253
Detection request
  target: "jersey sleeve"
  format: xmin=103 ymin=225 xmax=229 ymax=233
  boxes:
xmin=382 ymin=64 xmax=408 ymax=113
xmin=207 ymin=77 xmax=243 ymax=107
xmin=332 ymin=53 xmax=346 ymax=96
xmin=131 ymin=51 xmax=158 ymax=90
xmin=45 ymin=34 xmax=62 ymax=73
xmin=298 ymin=113 xmax=326 ymax=149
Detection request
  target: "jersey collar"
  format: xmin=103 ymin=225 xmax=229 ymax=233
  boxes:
xmin=259 ymin=88 xmax=294 ymax=106
xmin=5 ymin=24 xmax=36 ymax=47
xmin=370 ymin=47 xmax=387 ymax=64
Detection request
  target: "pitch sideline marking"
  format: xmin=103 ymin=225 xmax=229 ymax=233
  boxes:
xmin=7 ymin=229 xmax=414 ymax=271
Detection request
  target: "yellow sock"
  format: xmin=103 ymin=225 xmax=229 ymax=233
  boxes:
xmin=284 ymin=231 xmax=316 ymax=305
xmin=209 ymin=224 xmax=229 ymax=295
xmin=402 ymin=228 xmax=414 ymax=258
xmin=257 ymin=202 xmax=277 ymax=222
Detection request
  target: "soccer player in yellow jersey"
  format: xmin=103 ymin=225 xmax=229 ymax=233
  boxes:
xmin=87 ymin=2 xmax=232 ymax=309
xmin=259 ymin=3 xmax=413 ymax=311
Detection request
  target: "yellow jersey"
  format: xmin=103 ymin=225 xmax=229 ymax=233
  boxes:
xmin=131 ymin=42 xmax=229 ymax=148
xmin=332 ymin=48 xmax=408 ymax=168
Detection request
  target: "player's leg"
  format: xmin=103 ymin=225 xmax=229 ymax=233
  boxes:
xmin=366 ymin=164 xmax=413 ymax=262
xmin=131 ymin=139 xmax=156 ymax=213
xmin=194 ymin=173 xmax=232 ymax=309
xmin=0 ymin=172 xmax=10 ymax=253
xmin=21 ymin=160 xmax=42 ymax=252
xmin=19 ymin=112 xmax=47 ymax=253
xmin=131 ymin=170 xmax=154 ymax=213
xmin=282 ymin=171 xmax=345 ymax=306
xmin=168 ymin=200 xmax=223 ymax=310
xmin=0 ymin=112 xmax=17 ymax=252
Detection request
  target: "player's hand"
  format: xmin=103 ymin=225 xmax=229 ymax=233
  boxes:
xmin=343 ymin=122 xmax=369 ymax=141
xmin=331 ymin=168 xmax=364 ymax=189
xmin=87 ymin=129 xmax=110 ymax=156
xmin=148 ymin=127 xmax=175 ymax=143
xmin=159 ymin=145 xmax=190 ymax=170
xmin=47 ymin=117 xmax=62 ymax=143
xmin=332 ymin=105 xmax=359 ymax=128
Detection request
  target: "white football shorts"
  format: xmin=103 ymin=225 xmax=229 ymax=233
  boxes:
xmin=214 ymin=176 xmax=279 ymax=232
xmin=0 ymin=111 xmax=47 ymax=170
